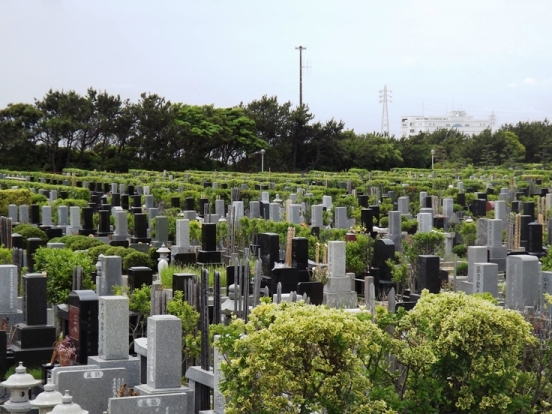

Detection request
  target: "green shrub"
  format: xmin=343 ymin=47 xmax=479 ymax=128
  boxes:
xmin=31 ymin=194 xmax=48 ymax=204
xmin=397 ymin=291 xmax=535 ymax=413
xmin=66 ymin=237 xmax=105 ymax=251
xmin=216 ymin=302 xmax=396 ymax=413
xmin=12 ymin=224 xmax=48 ymax=244
xmin=0 ymin=189 xmax=32 ymax=216
xmin=0 ymin=247 xmax=12 ymax=264
xmin=33 ymin=247 xmax=95 ymax=304
xmin=87 ymin=244 xmax=113 ymax=263
xmin=122 ymin=250 xmax=155 ymax=273
xmin=452 ymin=244 xmax=467 ymax=258
xmin=456 ymin=262 xmax=468 ymax=276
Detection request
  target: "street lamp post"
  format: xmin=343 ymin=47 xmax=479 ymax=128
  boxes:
xmin=261 ymin=149 xmax=265 ymax=172
xmin=431 ymin=149 xmax=435 ymax=170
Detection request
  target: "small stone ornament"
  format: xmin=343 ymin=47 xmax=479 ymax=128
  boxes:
xmin=1 ymin=361 xmax=41 ymax=414
xmin=32 ymin=378 xmax=63 ymax=414
xmin=50 ymin=391 xmax=88 ymax=414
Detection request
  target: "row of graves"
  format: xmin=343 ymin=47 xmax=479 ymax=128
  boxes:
xmin=1 ymin=174 xmax=552 ymax=413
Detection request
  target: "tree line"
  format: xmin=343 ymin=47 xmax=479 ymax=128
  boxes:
xmin=0 ymin=88 xmax=550 ymax=172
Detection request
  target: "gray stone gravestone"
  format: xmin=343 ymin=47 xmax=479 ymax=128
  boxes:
xmin=88 ymin=296 xmax=140 ymax=386
xmin=506 ymin=254 xmax=540 ymax=311
xmin=56 ymin=367 xmax=128 ymax=414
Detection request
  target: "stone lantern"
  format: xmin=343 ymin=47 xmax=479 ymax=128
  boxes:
xmin=1 ymin=362 xmax=41 ymax=413
xmin=49 ymin=391 xmax=88 ymax=414
xmin=157 ymin=243 xmax=170 ymax=275
xmin=31 ymin=379 xmax=63 ymax=414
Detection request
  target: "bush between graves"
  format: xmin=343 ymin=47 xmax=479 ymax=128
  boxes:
xmin=0 ymin=247 xmax=12 ymax=264
xmin=12 ymin=223 xmax=48 ymax=243
xmin=215 ymin=301 xmax=398 ymax=414
xmin=33 ymin=247 xmax=95 ymax=304
xmin=50 ymin=235 xmax=105 ymax=251
xmin=0 ymin=188 xmax=32 ymax=216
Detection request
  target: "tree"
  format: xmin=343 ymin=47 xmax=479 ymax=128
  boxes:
xmin=216 ymin=302 xmax=397 ymax=414
xmin=0 ymin=103 xmax=42 ymax=168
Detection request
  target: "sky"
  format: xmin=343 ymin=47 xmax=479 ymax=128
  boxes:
xmin=1 ymin=0 xmax=551 ymax=137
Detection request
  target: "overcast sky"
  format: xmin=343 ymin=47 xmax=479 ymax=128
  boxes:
xmin=1 ymin=0 xmax=551 ymax=137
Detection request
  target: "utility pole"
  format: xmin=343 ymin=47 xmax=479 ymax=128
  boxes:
xmin=295 ymin=46 xmax=306 ymax=107
xmin=379 ymin=85 xmax=392 ymax=136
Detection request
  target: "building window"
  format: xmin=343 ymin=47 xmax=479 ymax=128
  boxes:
xmin=410 ymin=129 xmax=415 ymax=133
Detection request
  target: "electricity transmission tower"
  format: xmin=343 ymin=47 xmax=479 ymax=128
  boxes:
xmin=295 ymin=46 xmax=307 ymax=107
xmin=379 ymin=85 xmax=392 ymax=135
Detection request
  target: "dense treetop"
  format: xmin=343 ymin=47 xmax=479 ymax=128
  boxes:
xmin=0 ymin=88 xmax=550 ymax=172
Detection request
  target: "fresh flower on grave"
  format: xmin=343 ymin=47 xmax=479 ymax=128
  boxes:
xmin=50 ymin=334 xmax=77 ymax=367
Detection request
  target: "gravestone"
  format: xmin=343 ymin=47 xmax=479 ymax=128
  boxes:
xmin=269 ymin=203 xmax=280 ymax=222
xmin=323 ymin=241 xmax=357 ymax=308
xmin=152 ymin=216 xmax=169 ymax=248
xmin=311 ymin=204 xmax=324 ymax=227
xmin=56 ymin=367 xmax=128 ymax=414
xmin=97 ymin=255 xmax=122 ymax=296
xmin=10 ymin=274 xmax=56 ymax=367
xmin=387 ymin=211 xmax=402 ymax=252
xmin=473 ymin=262 xmax=498 ymax=297
xmin=88 ymin=296 xmax=140 ymax=387
xmin=68 ymin=290 xmax=99 ymax=364
xmin=259 ymin=233 xmax=280 ymax=276
xmin=108 ymin=393 xmax=189 ymax=414
xmin=467 ymin=246 xmax=488 ymax=283
xmin=334 ymin=207 xmax=348 ymax=229
xmin=506 ymin=254 xmax=540 ymax=311
xmin=128 ymin=267 xmax=153 ymax=290
xmin=541 ymin=271 xmax=552 ymax=317
xmin=0 ymin=265 xmax=23 ymax=324
xmin=417 ymin=255 xmax=440 ymax=294
xmin=135 ymin=315 xmax=189 ymax=395
xmin=417 ymin=213 xmax=432 ymax=233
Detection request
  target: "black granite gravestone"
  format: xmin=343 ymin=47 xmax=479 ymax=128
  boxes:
xmin=528 ymin=222 xmax=545 ymax=257
xmin=98 ymin=210 xmax=111 ymax=237
xmin=127 ymin=185 xmax=135 ymax=196
xmin=297 ymin=281 xmax=324 ymax=305
xmin=128 ymin=267 xmax=153 ymax=290
xmin=292 ymin=237 xmax=309 ymax=271
xmin=171 ymin=196 xmax=180 ymax=209
xmin=79 ymin=207 xmax=96 ymax=236
xmin=456 ymin=193 xmax=465 ymax=207
xmin=358 ymin=195 xmax=369 ymax=208
xmin=10 ymin=274 xmax=56 ymax=367
xmin=60 ymin=190 xmax=68 ymax=199
xmin=360 ymin=208 xmax=374 ymax=234
xmin=523 ymin=201 xmax=535 ymax=221
xmin=132 ymin=195 xmax=142 ymax=209
xmin=30 ymin=204 xmax=40 ymax=225
xmin=199 ymin=198 xmax=209 ymax=217
xmin=185 ymin=197 xmax=195 ymax=211
xmin=259 ymin=232 xmax=280 ymax=276
xmin=369 ymin=205 xmax=380 ymax=226
xmin=131 ymin=213 xmax=150 ymax=243
xmin=520 ymin=215 xmax=532 ymax=248
xmin=111 ymin=193 xmax=121 ymax=207
xmin=121 ymin=194 xmax=129 ymax=210
xmin=68 ymin=290 xmax=99 ymax=364
xmin=417 ymin=255 xmax=440 ymax=294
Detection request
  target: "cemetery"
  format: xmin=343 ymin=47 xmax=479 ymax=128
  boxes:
xmin=1 ymin=166 xmax=552 ymax=413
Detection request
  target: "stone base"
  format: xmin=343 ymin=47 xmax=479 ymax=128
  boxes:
xmin=134 ymin=384 xmax=193 ymax=414
xmin=88 ymin=355 xmax=141 ymax=387
xmin=458 ymin=281 xmax=474 ymax=294
xmin=13 ymin=324 xmax=56 ymax=349
xmin=323 ymin=291 xmax=358 ymax=309
xmin=197 ymin=250 xmax=222 ymax=265
xmin=130 ymin=237 xmax=151 ymax=245
xmin=324 ymin=275 xmax=354 ymax=292
xmin=9 ymin=344 xmax=53 ymax=368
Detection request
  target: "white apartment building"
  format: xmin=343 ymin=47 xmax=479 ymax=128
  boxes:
xmin=400 ymin=110 xmax=491 ymax=137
